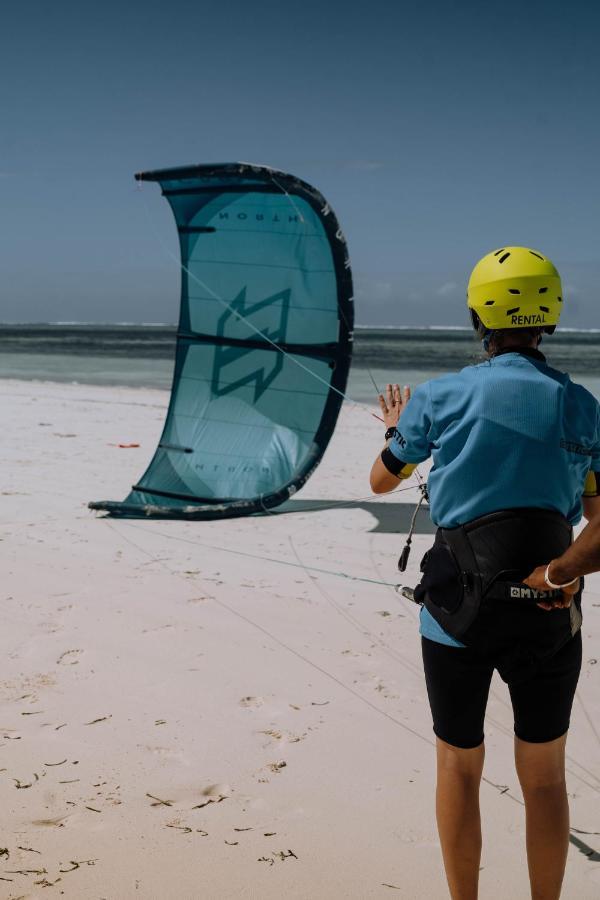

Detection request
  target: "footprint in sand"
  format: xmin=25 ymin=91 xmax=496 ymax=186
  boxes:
xmin=38 ymin=621 xmax=62 ymax=635
xmin=142 ymin=745 xmax=189 ymax=765
xmin=258 ymin=729 xmax=303 ymax=745
xmin=57 ymin=649 xmax=83 ymax=666
xmin=239 ymin=696 xmax=264 ymax=709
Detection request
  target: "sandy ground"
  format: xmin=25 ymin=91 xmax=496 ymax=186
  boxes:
xmin=1 ymin=378 xmax=599 ymax=900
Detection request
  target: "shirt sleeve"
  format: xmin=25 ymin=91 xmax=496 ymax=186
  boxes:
xmin=387 ymin=382 xmax=434 ymax=464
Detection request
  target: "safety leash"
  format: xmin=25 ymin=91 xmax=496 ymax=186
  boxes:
xmin=397 ymin=480 xmax=429 ymax=573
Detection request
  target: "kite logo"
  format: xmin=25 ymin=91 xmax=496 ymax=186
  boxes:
xmin=212 ymin=287 xmax=291 ymax=402
xmin=217 ymin=211 xmax=301 ymax=224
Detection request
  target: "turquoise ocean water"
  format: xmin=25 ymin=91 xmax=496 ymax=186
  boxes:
xmin=2 ymin=324 xmax=600 ymax=402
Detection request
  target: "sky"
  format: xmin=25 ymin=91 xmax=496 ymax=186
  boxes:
xmin=1 ymin=0 xmax=599 ymax=327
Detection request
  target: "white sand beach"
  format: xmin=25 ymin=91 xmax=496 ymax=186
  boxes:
xmin=2 ymin=378 xmax=600 ymax=899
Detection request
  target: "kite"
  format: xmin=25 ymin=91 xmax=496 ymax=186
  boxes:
xmin=89 ymin=163 xmax=353 ymax=519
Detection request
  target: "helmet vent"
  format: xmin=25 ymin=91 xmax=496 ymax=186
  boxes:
xmin=529 ymin=251 xmax=544 ymax=260
xmin=484 ymin=300 xmax=495 ymax=305
xmin=538 ymin=287 xmax=548 ymax=294
xmin=539 ymin=306 xmax=550 ymax=313
xmin=494 ymin=249 xmax=506 ymax=256
xmin=506 ymin=307 xmax=520 ymax=315
xmin=498 ymin=252 xmax=511 ymax=263
xmin=508 ymin=289 xmax=520 ymax=294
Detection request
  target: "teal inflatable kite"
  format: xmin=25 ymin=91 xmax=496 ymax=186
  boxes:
xmin=89 ymin=163 xmax=354 ymax=519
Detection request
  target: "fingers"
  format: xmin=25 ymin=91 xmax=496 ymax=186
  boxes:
xmin=536 ymin=596 xmax=573 ymax=611
xmin=379 ymin=383 xmax=409 ymax=423
xmin=523 ymin=565 xmax=548 ymax=592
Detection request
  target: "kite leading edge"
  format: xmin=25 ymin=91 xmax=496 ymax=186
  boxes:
xmin=89 ymin=162 xmax=354 ymax=519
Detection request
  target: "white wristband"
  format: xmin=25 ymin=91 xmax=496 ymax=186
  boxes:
xmin=544 ymin=564 xmax=578 ymax=590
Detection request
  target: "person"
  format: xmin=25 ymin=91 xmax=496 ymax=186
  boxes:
xmin=369 ymin=247 xmax=600 ymax=900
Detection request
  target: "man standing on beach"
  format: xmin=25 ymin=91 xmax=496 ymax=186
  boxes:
xmin=369 ymin=247 xmax=600 ymax=899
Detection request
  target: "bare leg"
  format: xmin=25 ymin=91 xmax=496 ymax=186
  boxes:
xmin=514 ymin=733 xmax=569 ymax=900
xmin=435 ymin=737 xmax=485 ymax=900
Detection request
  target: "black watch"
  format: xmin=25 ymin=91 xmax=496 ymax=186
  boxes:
xmin=385 ymin=426 xmax=398 ymax=441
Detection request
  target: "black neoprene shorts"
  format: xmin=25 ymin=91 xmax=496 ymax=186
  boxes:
xmin=421 ymin=631 xmax=582 ymax=749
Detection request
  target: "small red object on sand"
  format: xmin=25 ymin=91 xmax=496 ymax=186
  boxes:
xmin=118 ymin=443 xmax=141 ymax=448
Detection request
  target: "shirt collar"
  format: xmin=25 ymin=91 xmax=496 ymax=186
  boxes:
xmin=492 ymin=347 xmax=547 ymax=363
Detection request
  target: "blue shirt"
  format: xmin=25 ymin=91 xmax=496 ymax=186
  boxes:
xmin=388 ymin=351 xmax=600 ymax=646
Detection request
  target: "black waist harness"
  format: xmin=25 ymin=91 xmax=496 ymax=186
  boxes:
xmin=414 ymin=508 xmax=583 ymax=678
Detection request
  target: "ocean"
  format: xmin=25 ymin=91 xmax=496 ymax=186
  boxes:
xmin=2 ymin=324 xmax=600 ymax=402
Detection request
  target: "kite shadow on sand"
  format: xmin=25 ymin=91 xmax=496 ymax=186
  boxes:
xmin=272 ymin=500 xmax=437 ymax=536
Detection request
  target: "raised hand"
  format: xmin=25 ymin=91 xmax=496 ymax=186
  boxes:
xmin=378 ymin=383 xmax=411 ymax=431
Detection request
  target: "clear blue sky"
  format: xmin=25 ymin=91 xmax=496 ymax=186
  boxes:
xmin=1 ymin=0 xmax=599 ymax=326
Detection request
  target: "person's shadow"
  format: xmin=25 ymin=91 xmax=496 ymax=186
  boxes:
xmin=271 ymin=499 xmax=436 ymax=535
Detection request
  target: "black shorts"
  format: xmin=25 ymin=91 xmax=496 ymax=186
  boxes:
xmin=421 ymin=631 xmax=582 ymax=749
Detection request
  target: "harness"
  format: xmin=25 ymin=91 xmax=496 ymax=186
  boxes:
xmin=413 ymin=508 xmax=583 ymax=680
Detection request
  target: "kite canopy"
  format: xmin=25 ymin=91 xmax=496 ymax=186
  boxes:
xmin=89 ymin=163 xmax=354 ymax=519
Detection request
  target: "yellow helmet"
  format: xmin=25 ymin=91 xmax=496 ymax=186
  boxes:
xmin=467 ymin=247 xmax=563 ymax=333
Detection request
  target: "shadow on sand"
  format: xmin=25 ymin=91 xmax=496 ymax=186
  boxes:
xmin=272 ymin=499 xmax=437 ymax=536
